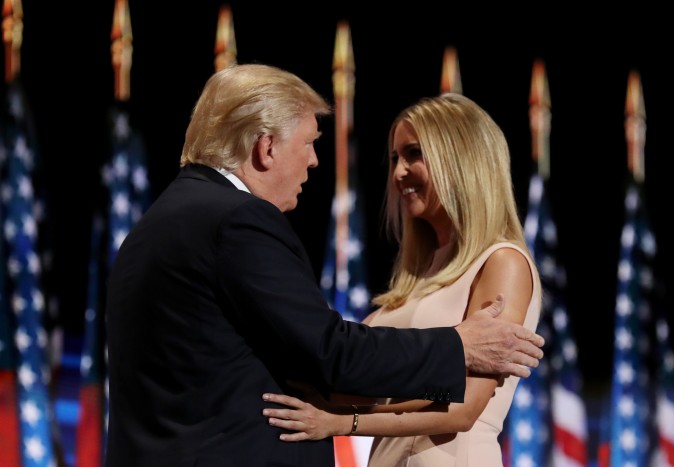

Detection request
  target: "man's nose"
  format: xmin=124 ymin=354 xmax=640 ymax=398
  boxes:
xmin=308 ymin=150 xmax=318 ymax=168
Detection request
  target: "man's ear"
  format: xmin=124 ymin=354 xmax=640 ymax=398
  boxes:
xmin=253 ymin=134 xmax=274 ymax=171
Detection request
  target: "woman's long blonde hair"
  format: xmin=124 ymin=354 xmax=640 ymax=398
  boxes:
xmin=374 ymin=93 xmax=538 ymax=309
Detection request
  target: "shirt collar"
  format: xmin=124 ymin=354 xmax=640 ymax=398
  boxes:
xmin=214 ymin=168 xmax=251 ymax=193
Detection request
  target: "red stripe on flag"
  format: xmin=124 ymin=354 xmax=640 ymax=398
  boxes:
xmin=660 ymin=434 xmax=674 ymax=466
xmin=597 ymin=441 xmax=610 ymax=467
xmin=76 ymin=384 xmax=103 ymax=467
xmin=334 ymin=435 xmax=357 ymax=467
xmin=0 ymin=371 xmax=21 ymax=467
xmin=500 ymin=434 xmax=511 ymax=467
xmin=553 ymin=425 xmax=587 ymax=464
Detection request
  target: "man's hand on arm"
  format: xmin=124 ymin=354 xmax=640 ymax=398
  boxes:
xmin=454 ymin=294 xmax=545 ymax=378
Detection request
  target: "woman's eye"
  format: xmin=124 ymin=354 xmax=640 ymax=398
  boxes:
xmin=408 ymin=148 xmax=423 ymax=159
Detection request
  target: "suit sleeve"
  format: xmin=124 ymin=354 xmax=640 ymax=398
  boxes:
xmin=217 ymin=198 xmax=467 ymax=402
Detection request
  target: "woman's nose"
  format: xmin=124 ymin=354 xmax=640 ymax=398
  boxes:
xmin=393 ymin=159 xmax=408 ymax=180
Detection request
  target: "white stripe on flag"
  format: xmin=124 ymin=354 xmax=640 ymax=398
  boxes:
xmin=351 ymin=436 xmax=373 ymax=466
xmin=551 ymin=383 xmax=587 ymax=439
xmin=551 ymin=448 xmax=585 ymax=467
xmin=657 ymin=392 xmax=674 ymax=441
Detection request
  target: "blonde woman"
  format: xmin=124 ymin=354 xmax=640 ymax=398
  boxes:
xmin=262 ymin=93 xmax=542 ymax=466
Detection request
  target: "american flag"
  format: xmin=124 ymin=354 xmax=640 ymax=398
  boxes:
xmin=2 ymin=82 xmax=56 ymax=467
xmin=524 ymin=173 xmax=588 ymax=466
xmin=103 ymin=108 xmax=150 ymax=266
xmin=325 ymin=20 xmax=373 ymax=466
xmin=654 ymin=305 xmax=674 ymax=467
xmin=75 ymin=214 xmax=106 ymax=467
xmin=607 ymin=182 xmax=655 ymax=466
xmin=0 ymin=115 xmax=21 ymax=467
xmin=320 ymin=141 xmax=372 ymax=467
xmin=504 ymin=363 xmax=550 ymax=467
xmin=76 ymin=106 xmax=150 ymax=466
xmin=504 ymin=173 xmax=553 ymax=467
xmin=319 ymin=181 xmax=371 ymax=323
xmin=633 ymin=195 xmax=674 ymax=467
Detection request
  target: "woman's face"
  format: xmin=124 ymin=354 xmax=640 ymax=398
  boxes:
xmin=390 ymin=120 xmax=447 ymax=229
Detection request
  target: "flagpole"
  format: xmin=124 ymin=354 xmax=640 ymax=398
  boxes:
xmin=332 ymin=21 xmax=354 ymax=314
xmin=439 ymin=46 xmax=462 ymax=95
xmin=0 ymin=5 xmax=22 ymax=463
xmin=502 ymin=57 xmax=554 ymax=467
xmin=640 ymin=63 xmax=674 ymax=466
xmin=531 ymin=58 xmax=590 ymax=467
xmin=2 ymin=2 xmax=59 ymax=464
xmin=214 ymin=4 xmax=237 ymax=71
xmin=605 ymin=67 xmax=652 ymax=467
xmin=76 ymin=3 xmax=136 ymax=465
xmin=76 ymin=3 xmax=139 ymax=465
xmin=529 ymin=59 xmax=551 ymax=179
xmin=330 ymin=21 xmax=363 ymax=467
xmin=624 ymin=70 xmax=645 ymax=183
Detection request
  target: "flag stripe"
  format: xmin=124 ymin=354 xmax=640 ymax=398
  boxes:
xmin=0 ymin=371 xmax=21 ymax=467
xmin=334 ymin=435 xmax=357 ymax=467
xmin=76 ymin=385 xmax=103 ymax=466
xmin=658 ymin=392 xmax=674 ymax=444
xmin=658 ymin=433 xmax=674 ymax=466
xmin=552 ymin=425 xmax=587 ymax=464
xmin=551 ymin=383 xmax=587 ymax=440
xmin=76 ymin=107 xmax=152 ymax=465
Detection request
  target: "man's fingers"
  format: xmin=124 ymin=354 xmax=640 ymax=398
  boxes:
xmin=518 ymin=341 xmax=544 ymax=360
xmin=497 ymin=350 xmax=541 ymax=378
xmin=519 ymin=329 xmax=545 ymax=348
xmin=458 ymin=297 xmax=546 ymax=376
xmin=505 ymin=363 xmax=531 ymax=379
xmin=514 ymin=351 xmax=540 ymax=369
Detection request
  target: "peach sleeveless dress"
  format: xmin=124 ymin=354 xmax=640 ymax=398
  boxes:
xmin=366 ymin=242 xmax=541 ymax=467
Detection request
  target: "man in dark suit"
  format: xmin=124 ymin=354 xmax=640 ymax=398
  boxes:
xmin=105 ymin=63 xmax=544 ymax=467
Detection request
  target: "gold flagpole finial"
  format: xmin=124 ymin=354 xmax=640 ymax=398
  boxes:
xmin=625 ymin=70 xmax=646 ymax=182
xmin=111 ymin=0 xmax=133 ymax=101
xmin=332 ymin=20 xmax=355 ymax=105
xmin=214 ymin=4 xmax=237 ymax=71
xmin=2 ymin=0 xmax=23 ymax=83
xmin=440 ymin=46 xmax=462 ymax=95
xmin=529 ymin=58 xmax=551 ymax=178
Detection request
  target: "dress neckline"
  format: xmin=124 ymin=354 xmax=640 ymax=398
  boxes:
xmin=425 ymin=241 xmax=455 ymax=277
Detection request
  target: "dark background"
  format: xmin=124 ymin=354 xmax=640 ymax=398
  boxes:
xmin=14 ymin=2 xmax=673 ymax=392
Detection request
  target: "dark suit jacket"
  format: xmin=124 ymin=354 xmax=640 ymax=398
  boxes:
xmin=105 ymin=164 xmax=467 ymax=467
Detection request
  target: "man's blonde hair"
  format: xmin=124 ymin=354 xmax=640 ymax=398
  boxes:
xmin=180 ymin=64 xmax=331 ymax=171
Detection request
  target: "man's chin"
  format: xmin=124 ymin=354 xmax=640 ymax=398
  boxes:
xmin=282 ymin=199 xmax=299 ymax=213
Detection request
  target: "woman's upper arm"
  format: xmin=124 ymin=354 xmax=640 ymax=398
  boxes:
xmin=459 ymin=247 xmax=534 ymax=423
xmin=467 ymin=247 xmax=533 ymax=326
